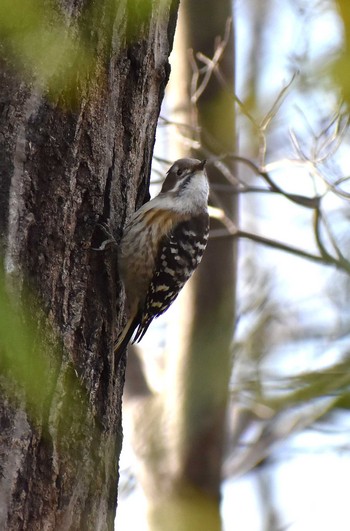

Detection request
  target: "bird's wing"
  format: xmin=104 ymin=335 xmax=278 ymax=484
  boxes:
xmin=133 ymin=213 xmax=209 ymax=343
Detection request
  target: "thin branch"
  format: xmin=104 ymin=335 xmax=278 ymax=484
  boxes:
xmin=313 ymin=208 xmax=350 ymax=273
xmin=210 ymin=227 xmax=332 ymax=266
xmin=217 ymin=154 xmax=321 ymax=209
xmin=259 ymin=72 xmax=298 ymax=131
xmin=234 ymin=73 xmax=298 ymax=139
xmin=234 ymin=93 xmax=257 ymax=128
xmin=190 ymin=17 xmax=232 ymax=103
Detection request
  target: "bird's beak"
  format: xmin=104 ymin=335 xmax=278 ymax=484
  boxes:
xmin=196 ymin=159 xmax=207 ymax=171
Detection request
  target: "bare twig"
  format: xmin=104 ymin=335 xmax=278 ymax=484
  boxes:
xmin=219 ymin=154 xmax=321 ymax=209
xmin=190 ymin=17 xmax=232 ymax=103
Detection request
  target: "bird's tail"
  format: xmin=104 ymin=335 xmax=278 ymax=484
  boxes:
xmin=114 ymin=311 xmax=141 ymax=363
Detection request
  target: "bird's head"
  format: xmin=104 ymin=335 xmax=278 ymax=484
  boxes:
xmin=161 ymin=158 xmax=207 ymax=194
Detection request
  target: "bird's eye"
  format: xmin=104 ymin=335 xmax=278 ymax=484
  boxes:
xmin=177 ymin=168 xmax=183 ymax=176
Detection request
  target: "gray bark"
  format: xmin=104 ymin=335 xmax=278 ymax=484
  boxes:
xmin=0 ymin=1 xmax=178 ymax=529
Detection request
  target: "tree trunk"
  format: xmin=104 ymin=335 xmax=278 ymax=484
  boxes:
xmin=177 ymin=0 xmax=236 ymax=497
xmin=0 ymin=1 xmax=178 ymax=529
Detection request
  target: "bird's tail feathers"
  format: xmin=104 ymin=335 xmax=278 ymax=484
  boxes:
xmin=114 ymin=311 xmax=140 ymax=363
xmin=132 ymin=318 xmax=152 ymax=344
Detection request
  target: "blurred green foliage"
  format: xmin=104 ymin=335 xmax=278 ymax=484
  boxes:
xmin=334 ymin=1 xmax=350 ymax=104
xmin=0 ymin=0 xmax=157 ymax=103
xmin=0 ymin=268 xmax=55 ymax=417
xmin=0 ymin=0 xmax=94 ymax=100
xmin=0 ymin=268 xmax=97 ymax=443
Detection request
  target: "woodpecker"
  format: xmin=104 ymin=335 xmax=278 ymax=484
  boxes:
xmin=114 ymin=158 xmax=210 ymax=359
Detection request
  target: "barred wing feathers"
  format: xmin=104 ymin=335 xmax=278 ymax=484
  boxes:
xmin=133 ymin=213 xmax=209 ymax=343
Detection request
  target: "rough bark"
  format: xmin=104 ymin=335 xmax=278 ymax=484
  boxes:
xmin=0 ymin=1 xmax=178 ymax=529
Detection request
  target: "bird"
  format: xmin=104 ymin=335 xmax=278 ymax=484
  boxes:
xmin=114 ymin=157 xmax=210 ymax=360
